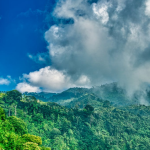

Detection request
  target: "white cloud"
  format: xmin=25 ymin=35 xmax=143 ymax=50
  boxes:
xmin=92 ymin=3 xmax=109 ymax=24
xmin=23 ymin=66 xmax=69 ymax=92
xmin=42 ymin=0 xmax=150 ymax=98
xmin=16 ymin=67 xmax=91 ymax=92
xmin=17 ymin=0 xmax=150 ymax=103
xmin=0 ymin=76 xmax=15 ymax=85
xmin=116 ymin=0 xmax=126 ymax=12
xmin=145 ymin=0 xmax=150 ymax=17
xmin=0 ymin=78 xmax=10 ymax=85
xmin=16 ymin=82 xmax=41 ymax=93
xmin=54 ymin=0 xmax=83 ymax=19
xmin=76 ymin=75 xmax=91 ymax=86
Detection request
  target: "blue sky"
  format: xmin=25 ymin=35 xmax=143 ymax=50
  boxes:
xmin=0 ymin=0 xmax=55 ymax=91
xmin=1 ymin=0 xmax=150 ymax=94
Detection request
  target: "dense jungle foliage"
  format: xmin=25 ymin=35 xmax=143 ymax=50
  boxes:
xmin=1 ymin=87 xmax=150 ymax=149
xmin=0 ymin=106 xmax=51 ymax=149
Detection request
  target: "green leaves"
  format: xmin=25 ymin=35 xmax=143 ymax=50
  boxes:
xmin=0 ymin=93 xmax=5 ymax=108
xmin=8 ymin=116 xmax=28 ymax=135
xmin=22 ymin=134 xmax=42 ymax=146
xmin=40 ymin=147 xmax=51 ymax=150
xmin=2 ymin=88 xmax=150 ymax=150
xmin=32 ymin=113 xmax=44 ymax=123
xmin=0 ymin=106 xmax=51 ymax=150
xmin=84 ymin=104 xmax=94 ymax=112
xmin=0 ymin=107 xmax=5 ymax=120
xmin=5 ymin=90 xmax=22 ymax=104
xmin=22 ymin=142 xmax=40 ymax=150
xmin=50 ymin=128 xmax=61 ymax=137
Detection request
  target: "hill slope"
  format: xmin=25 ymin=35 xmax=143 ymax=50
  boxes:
xmin=1 ymin=90 xmax=150 ymax=149
xmin=24 ymin=83 xmax=150 ymax=107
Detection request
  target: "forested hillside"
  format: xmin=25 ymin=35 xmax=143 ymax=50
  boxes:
xmin=23 ymin=92 xmax=56 ymax=102
xmin=1 ymin=89 xmax=150 ymax=149
xmin=24 ymin=83 xmax=150 ymax=107
xmin=0 ymin=106 xmax=51 ymax=149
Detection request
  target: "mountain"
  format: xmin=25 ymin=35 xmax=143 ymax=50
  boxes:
xmin=91 ymin=83 xmax=133 ymax=106
xmin=24 ymin=92 xmax=56 ymax=102
xmin=1 ymin=90 xmax=150 ymax=149
xmin=24 ymin=83 xmax=150 ymax=107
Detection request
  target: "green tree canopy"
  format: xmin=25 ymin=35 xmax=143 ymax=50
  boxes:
xmin=23 ymin=142 xmax=40 ymax=150
xmin=5 ymin=90 xmax=22 ymax=104
xmin=84 ymin=104 xmax=94 ymax=112
xmin=0 ymin=107 xmax=5 ymax=120
xmin=22 ymin=134 xmax=42 ymax=145
xmin=8 ymin=116 xmax=28 ymax=135
xmin=0 ymin=93 xmax=5 ymax=107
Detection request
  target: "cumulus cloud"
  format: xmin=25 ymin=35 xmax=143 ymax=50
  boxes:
xmin=17 ymin=67 xmax=90 ymax=93
xmin=43 ymin=0 xmax=150 ymax=96
xmin=17 ymin=0 xmax=150 ymax=101
xmin=16 ymin=82 xmax=41 ymax=93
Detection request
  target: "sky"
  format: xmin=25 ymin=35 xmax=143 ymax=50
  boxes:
xmin=0 ymin=0 xmax=55 ymax=91
xmin=1 ymin=0 xmax=150 ymax=95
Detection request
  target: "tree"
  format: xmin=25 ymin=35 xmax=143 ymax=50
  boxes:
xmin=22 ymin=134 xmax=42 ymax=145
xmin=32 ymin=113 xmax=43 ymax=123
xmin=84 ymin=104 xmax=94 ymax=112
xmin=40 ymin=147 xmax=51 ymax=150
xmin=103 ymin=100 xmax=110 ymax=107
xmin=50 ymin=128 xmax=61 ymax=137
xmin=26 ymin=96 xmax=37 ymax=102
xmin=23 ymin=142 xmax=40 ymax=150
xmin=5 ymin=90 xmax=22 ymax=104
xmin=0 ymin=93 xmax=5 ymax=108
xmin=8 ymin=116 xmax=28 ymax=135
xmin=0 ymin=107 xmax=5 ymax=120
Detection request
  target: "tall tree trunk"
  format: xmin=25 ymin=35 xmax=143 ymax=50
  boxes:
xmin=9 ymin=108 xmax=11 ymax=117
xmin=15 ymin=105 xmax=17 ymax=116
